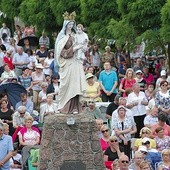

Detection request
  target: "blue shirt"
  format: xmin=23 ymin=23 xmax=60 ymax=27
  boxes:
xmin=15 ymin=99 xmax=33 ymax=114
xmin=99 ymin=70 xmax=118 ymax=93
xmin=0 ymin=135 xmax=13 ymax=170
xmin=18 ymin=76 xmax=32 ymax=89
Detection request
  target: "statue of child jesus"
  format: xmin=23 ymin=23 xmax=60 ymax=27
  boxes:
xmin=74 ymin=24 xmax=89 ymax=61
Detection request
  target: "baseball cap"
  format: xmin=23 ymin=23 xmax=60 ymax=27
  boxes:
xmin=142 ymin=137 xmax=150 ymax=144
xmin=136 ymin=70 xmax=143 ymax=74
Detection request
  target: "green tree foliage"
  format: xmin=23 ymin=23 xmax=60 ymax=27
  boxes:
xmin=0 ymin=0 xmax=23 ymax=33
xmin=0 ymin=0 xmax=23 ymax=19
xmin=161 ymin=0 xmax=170 ymax=43
xmin=49 ymin=0 xmax=81 ymax=26
xmin=107 ymin=18 xmax=136 ymax=50
xmin=127 ymin=0 xmax=166 ymax=32
xmin=19 ymin=0 xmax=57 ymax=33
xmin=116 ymin=0 xmax=135 ymax=16
xmin=161 ymin=0 xmax=170 ymax=68
xmin=80 ymin=0 xmax=119 ymax=39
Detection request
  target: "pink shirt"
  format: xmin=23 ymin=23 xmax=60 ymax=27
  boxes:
xmin=121 ymin=78 xmax=136 ymax=97
xmin=152 ymin=123 xmax=170 ymax=136
xmin=100 ymin=138 xmax=109 ymax=151
xmin=143 ymin=73 xmax=154 ymax=86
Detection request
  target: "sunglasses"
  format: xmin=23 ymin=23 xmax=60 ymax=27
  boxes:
xmin=136 ymin=157 xmax=143 ymax=160
xmin=141 ymin=151 xmax=147 ymax=154
xmin=162 ymin=84 xmax=168 ymax=87
xmin=89 ymin=101 xmax=94 ymax=104
xmin=121 ymin=160 xmax=129 ymax=164
xmin=142 ymin=141 xmax=150 ymax=145
xmin=110 ymin=140 xmax=118 ymax=143
xmin=20 ymin=112 xmax=25 ymax=115
xmin=102 ymin=129 xmax=109 ymax=133
xmin=142 ymin=131 xmax=148 ymax=134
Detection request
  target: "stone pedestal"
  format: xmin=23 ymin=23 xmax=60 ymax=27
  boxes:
xmin=38 ymin=113 xmax=105 ymax=170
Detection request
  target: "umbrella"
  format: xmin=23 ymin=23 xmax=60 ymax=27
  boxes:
xmin=17 ymin=35 xmax=39 ymax=47
xmin=0 ymin=83 xmax=27 ymax=108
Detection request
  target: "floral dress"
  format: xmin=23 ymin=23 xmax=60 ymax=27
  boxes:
xmin=155 ymin=91 xmax=170 ymax=120
xmin=154 ymin=136 xmax=170 ymax=151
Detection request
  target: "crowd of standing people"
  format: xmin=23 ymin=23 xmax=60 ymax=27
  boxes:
xmin=0 ymin=18 xmax=170 ymax=170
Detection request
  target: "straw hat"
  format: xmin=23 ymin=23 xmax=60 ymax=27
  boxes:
xmin=35 ymin=63 xmax=44 ymax=69
xmin=86 ymin=73 xmax=94 ymax=80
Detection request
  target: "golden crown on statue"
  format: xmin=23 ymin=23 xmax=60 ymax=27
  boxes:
xmin=63 ymin=11 xmax=76 ymax=20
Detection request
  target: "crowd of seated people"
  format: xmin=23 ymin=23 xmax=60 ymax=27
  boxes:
xmin=0 ymin=22 xmax=170 ymax=170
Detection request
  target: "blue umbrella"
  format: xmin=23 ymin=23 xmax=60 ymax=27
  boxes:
xmin=0 ymin=83 xmax=27 ymax=108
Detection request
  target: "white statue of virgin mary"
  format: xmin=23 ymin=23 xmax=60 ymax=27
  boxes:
xmin=54 ymin=12 xmax=86 ymax=114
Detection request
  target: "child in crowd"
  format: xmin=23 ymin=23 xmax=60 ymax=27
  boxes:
xmin=10 ymin=145 xmax=22 ymax=170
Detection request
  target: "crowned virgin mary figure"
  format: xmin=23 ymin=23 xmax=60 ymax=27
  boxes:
xmin=54 ymin=12 xmax=86 ymax=114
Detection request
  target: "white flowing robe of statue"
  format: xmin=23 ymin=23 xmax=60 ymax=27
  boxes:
xmin=54 ymin=20 xmax=86 ymax=111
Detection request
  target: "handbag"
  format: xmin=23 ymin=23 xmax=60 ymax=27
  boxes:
xmin=12 ymin=157 xmax=21 ymax=165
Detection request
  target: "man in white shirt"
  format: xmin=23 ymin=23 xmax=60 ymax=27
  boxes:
xmin=12 ymin=46 xmax=30 ymax=76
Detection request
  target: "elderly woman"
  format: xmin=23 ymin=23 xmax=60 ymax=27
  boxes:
xmin=154 ymin=127 xmax=170 ymax=151
xmin=0 ymin=64 xmax=17 ymax=83
xmin=12 ymin=106 xmax=30 ymax=142
xmin=119 ymin=68 xmax=136 ymax=97
xmin=156 ymin=70 xmax=168 ymax=90
xmin=155 ymin=80 xmax=170 ymax=125
xmin=151 ymin=113 xmax=170 ymax=138
xmin=99 ymin=125 xmax=110 ymax=152
xmin=129 ymin=151 xmax=144 ymax=170
xmin=18 ymin=115 xmax=40 ymax=147
xmin=39 ymin=94 xmax=58 ymax=123
xmin=112 ymin=105 xmax=137 ymax=158
xmin=84 ymin=98 xmax=105 ymax=121
xmin=127 ymin=83 xmax=148 ymax=138
xmin=104 ymin=135 xmax=124 ymax=162
xmin=134 ymin=127 xmax=156 ymax=151
xmin=84 ymin=73 xmax=101 ymax=102
xmin=158 ymin=149 xmax=170 ymax=170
